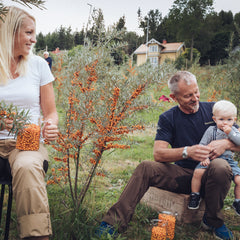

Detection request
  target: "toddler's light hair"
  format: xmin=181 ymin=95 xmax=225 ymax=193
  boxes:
xmin=212 ymin=100 xmax=237 ymax=117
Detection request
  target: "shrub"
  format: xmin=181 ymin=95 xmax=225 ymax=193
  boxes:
xmin=47 ymin=32 xmax=175 ymax=218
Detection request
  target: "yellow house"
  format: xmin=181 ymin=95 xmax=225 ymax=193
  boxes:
xmin=134 ymin=38 xmax=185 ymax=66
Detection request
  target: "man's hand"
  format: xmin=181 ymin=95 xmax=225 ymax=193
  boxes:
xmin=208 ymin=139 xmax=230 ymax=160
xmin=187 ymin=144 xmax=211 ymax=162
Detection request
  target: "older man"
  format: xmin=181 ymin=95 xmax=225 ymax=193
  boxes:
xmin=97 ymin=71 xmax=236 ymax=240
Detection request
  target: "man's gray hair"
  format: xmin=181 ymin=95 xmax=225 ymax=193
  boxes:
xmin=168 ymin=71 xmax=197 ymax=94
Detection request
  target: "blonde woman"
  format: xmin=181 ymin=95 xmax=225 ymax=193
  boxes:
xmin=0 ymin=6 xmax=58 ymax=240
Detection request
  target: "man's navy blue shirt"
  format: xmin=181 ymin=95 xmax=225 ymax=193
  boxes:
xmin=155 ymin=102 xmax=215 ymax=169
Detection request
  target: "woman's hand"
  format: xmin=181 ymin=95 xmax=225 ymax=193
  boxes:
xmin=1 ymin=118 xmax=13 ymax=131
xmin=42 ymin=119 xmax=58 ymax=141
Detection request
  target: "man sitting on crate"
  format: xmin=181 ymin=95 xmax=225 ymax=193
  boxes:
xmin=96 ymin=71 xmax=237 ymax=240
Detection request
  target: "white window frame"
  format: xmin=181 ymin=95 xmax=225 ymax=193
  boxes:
xmin=149 ymin=57 xmax=158 ymax=65
xmin=149 ymin=45 xmax=158 ymax=53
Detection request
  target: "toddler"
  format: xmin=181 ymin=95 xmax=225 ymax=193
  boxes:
xmin=188 ymin=100 xmax=240 ymax=216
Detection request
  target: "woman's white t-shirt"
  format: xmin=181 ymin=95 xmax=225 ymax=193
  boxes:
xmin=0 ymin=55 xmax=54 ymax=139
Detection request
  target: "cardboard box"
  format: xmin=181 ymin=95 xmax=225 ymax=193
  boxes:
xmin=140 ymin=187 xmax=205 ymax=223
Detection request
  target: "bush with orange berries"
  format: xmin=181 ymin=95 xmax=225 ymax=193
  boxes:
xmin=47 ymin=35 xmax=175 ymax=213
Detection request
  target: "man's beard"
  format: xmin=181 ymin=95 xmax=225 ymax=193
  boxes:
xmin=190 ymin=102 xmax=199 ymax=113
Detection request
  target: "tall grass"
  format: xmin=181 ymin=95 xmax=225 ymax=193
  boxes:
xmin=3 ymin=62 xmax=240 ymax=240
xmin=46 ymin=64 xmax=240 ymax=239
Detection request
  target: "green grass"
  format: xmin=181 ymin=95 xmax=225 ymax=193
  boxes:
xmin=4 ymin=66 xmax=240 ymax=239
xmin=89 ymin=126 xmax=240 ymax=240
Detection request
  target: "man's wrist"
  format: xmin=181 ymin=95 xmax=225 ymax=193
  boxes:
xmin=226 ymin=138 xmax=236 ymax=150
xmin=182 ymin=146 xmax=188 ymax=159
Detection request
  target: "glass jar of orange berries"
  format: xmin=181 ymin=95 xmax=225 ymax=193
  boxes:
xmin=16 ymin=116 xmax=41 ymax=151
xmin=158 ymin=211 xmax=178 ymax=240
xmin=151 ymin=219 xmax=168 ymax=240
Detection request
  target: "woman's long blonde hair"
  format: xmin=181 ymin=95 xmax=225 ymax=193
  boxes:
xmin=0 ymin=6 xmax=35 ymax=85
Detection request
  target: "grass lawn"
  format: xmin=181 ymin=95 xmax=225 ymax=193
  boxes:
xmin=91 ymin=126 xmax=240 ymax=240
xmin=2 ymin=67 xmax=240 ymax=239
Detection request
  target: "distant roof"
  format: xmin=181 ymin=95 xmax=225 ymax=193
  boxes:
xmin=146 ymin=38 xmax=162 ymax=46
xmin=161 ymin=42 xmax=185 ymax=53
xmin=134 ymin=38 xmax=185 ymax=55
xmin=134 ymin=44 xmax=147 ymax=54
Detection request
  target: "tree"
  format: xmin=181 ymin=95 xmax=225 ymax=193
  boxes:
xmin=35 ymin=32 xmax=45 ymax=51
xmin=235 ymin=12 xmax=240 ymax=27
xmin=116 ymin=16 xmax=126 ymax=31
xmin=37 ymin=26 xmax=76 ymax=51
xmin=138 ymin=8 xmax=162 ymax=41
xmin=0 ymin=0 xmax=45 ymax=20
xmin=74 ymin=29 xmax=84 ymax=46
xmin=45 ymin=31 xmax=58 ymax=51
xmin=123 ymin=31 xmax=140 ymax=55
xmin=207 ymin=31 xmax=231 ymax=65
xmin=234 ymin=12 xmax=240 ymax=46
xmin=90 ymin=8 xmax=105 ymax=44
xmin=219 ymin=10 xmax=234 ymax=29
xmin=58 ymin=25 xmax=66 ymax=50
xmin=65 ymin=27 xmax=74 ymax=50
xmin=154 ymin=16 xmax=177 ymax=43
xmin=169 ymin=0 xmax=214 ymax=63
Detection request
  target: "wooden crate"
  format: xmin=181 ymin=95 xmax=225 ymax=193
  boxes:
xmin=140 ymin=187 xmax=205 ymax=223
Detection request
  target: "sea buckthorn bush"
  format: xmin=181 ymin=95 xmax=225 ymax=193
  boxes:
xmin=0 ymin=101 xmax=29 ymax=137
xmin=48 ymin=32 xmax=175 ymax=215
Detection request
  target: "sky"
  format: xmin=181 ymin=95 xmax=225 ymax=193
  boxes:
xmin=3 ymin=0 xmax=240 ymax=35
